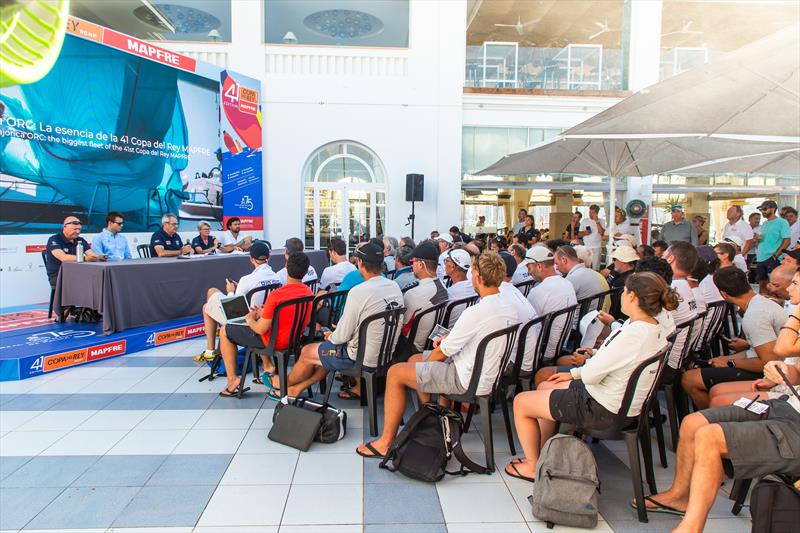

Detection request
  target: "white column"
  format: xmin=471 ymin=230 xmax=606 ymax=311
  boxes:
xmin=626 ymin=0 xmax=663 ymax=92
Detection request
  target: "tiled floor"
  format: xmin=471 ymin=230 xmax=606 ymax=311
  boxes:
xmin=0 ymin=337 xmax=753 ymax=532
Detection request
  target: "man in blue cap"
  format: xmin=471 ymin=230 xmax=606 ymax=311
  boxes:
xmin=660 ymin=204 xmax=698 ymax=246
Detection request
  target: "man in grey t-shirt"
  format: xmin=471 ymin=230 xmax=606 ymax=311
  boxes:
xmin=660 ymin=204 xmax=698 ymax=246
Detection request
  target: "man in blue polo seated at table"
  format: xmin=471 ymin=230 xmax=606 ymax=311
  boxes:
xmin=150 ymin=213 xmax=192 ymax=257
xmin=91 ymin=211 xmax=131 ymax=261
xmin=45 ymin=215 xmax=104 ymax=288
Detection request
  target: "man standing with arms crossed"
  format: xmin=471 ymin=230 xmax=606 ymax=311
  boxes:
xmin=754 ymin=200 xmax=791 ymax=295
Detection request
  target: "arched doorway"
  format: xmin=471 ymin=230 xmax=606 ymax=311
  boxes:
xmin=303 ymin=141 xmax=387 ymax=252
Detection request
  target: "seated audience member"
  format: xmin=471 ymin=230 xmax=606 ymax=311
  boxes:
xmin=506 ymin=272 xmax=678 ymax=482
xmin=775 ymin=269 xmax=800 ymax=356
xmin=509 ymin=244 xmax=531 ymax=284
xmin=523 ymin=246 xmax=578 ymax=362
xmin=661 ymin=242 xmax=703 ymax=370
xmin=694 ymin=246 xmax=723 ymax=305
xmin=401 ymin=241 xmax=449 ymax=352
xmin=338 ymin=243 xmax=370 ymax=293
xmin=714 ymin=241 xmax=737 ymax=271
xmin=217 ymin=252 xmax=313 ymax=396
xmin=383 ymin=236 xmax=399 ymax=273
xmin=782 ymin=248 xmax=800 ymax=269
xmin=219 ymin=216 xmax=252 ymax=252
xmin=392 ymin=246 xmax=417 ymax=291
xmin=444 ymin=249 xmax=477 ymax=326
xmin=512 ymin=232 xmax=530 ymax=249
xmin=46 ymin=215 xmax=103 ymax=287
xmin=150 ymin=213 xmax=192 ymax=257
xmin=192 ymin=221 xmax=219 ymax=255
xmin=606 ymin=246 xmax=639 ymax=319
xmin=449 ymin=225 xmax=472 ymax=244
xmin=554 ymin=245 xmax=604 ymax=301
xmin=681 ymin=267 xmax=786 ymax=409
xmin=545 ymin=238 xmax=570 ymax=252
xmin=399 ymin=236 xmax=416 ymax=249
xmin=197 ymin=240 xmax=280 ymax=360
xmin=652 ymin=240 xmax=668 ymax=258
xmin=722 ymin=236 xmax=749 ymax=273
xmin=270 ymin=243 xmax=403 ymax=399
xmin=435 ymin=233 xmax=453 ymax=278
xmin=639 ymin=358 xmax=800 ymax=531
xmin=277 ymin=238 xmax=318 ymax=285
xmin=637 ymin=244 xmax=656 ymax=259
xmin=497 ymin=251 xmax=537 ymax=376
xmin=92 ymin=212 xmax=131 ymax=261
xmin=489 ymin=236 xmax=506 ymax=253
xmin=707 ymin=264 xmax=797 ymax=406
xmin=318 ymin=237 xmax=356 ymax=291
xmin=356 ymin=252 xmax=518 ymax=458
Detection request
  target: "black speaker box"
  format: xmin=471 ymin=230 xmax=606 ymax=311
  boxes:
xmin=405 ymin=174 xmax=424 ymax=202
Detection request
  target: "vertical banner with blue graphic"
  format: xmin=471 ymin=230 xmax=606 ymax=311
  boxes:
xmin=220 ymin=71 xmax=264 ymax=230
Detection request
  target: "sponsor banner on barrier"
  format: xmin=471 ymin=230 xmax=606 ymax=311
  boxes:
xmin=87 ymin=340 xmax=127 ymax=361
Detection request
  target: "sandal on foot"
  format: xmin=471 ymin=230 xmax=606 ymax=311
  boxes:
xmin=219 ymin=387 xmax=239 ymax=398
xmin=338 ymin=389 xmax=361 ymax=400
xmin=630 ymin=496 xmax=685 ymax=516
xmin=356 ymin=441 xmax=385 ymax=459
xmin=504 ymin=462 xmax=535 ymax=483
xmin=266 ymin=390 xmax=283 ymax=401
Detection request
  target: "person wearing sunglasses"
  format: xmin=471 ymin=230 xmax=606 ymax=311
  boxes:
xmin=754 ymin=200 xmax=791 ymax=295
xmin=150 ymin=213 xmax=193 ymax=257
xmin=91 ymin=211 xmax=130 ymax=261
xmin=45 ymin=216 xmax=103 ymax=288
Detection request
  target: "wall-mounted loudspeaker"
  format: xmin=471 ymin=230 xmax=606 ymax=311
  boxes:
xmin=405 ymin=174 xmax=424 ymax=202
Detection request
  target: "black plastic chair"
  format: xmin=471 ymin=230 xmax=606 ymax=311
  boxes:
xmin=514 ymin=279 xmax=535 ymax=297
xmin=40 ymin=250 xmax=55 ymax=318
xmin=562 ymin=343 xmax=672 ymax=523
xmin=576 ymin=287 xmax=621 ymax=319
xmin=310 ymin=289 xmax=349 ymax=332
xmin=539 ymin=303 xmax=579 ymax=361
xmin=441 ymin=294 xmax=480 ymax=328
xmin=661 ymin=317 xmax=700 ymax=453
xmin=692 ymin=301 xmax=728 ymax=360
xmin=246 ymin=283 xmax=281 ymax=307
xmin=242 ymin=294 xmax=315 ymax=398
xmin=404 ymin=300 xmax=448 ymax=352
xmin=304 ymin=279 xmax=319 ymax=293
xmin=448 ymin=323 xmax=519 ymax=472
xmin=323 ymin=305 xmax=406 ymax=436
xmin=136 ymin=244 xmax=151 ymax=258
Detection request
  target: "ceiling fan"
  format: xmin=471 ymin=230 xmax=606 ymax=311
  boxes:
xmin=494 ymin=15 xmax=541 ymax=36
xmin=662 ymin=20 xmax=704 ymax=37
xmin=589 ymin=20 xmax=621 ymax=40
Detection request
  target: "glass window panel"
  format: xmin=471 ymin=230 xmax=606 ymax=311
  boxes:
xmin=342 ymin=158 xmax=372 ymax=184
xmin=461 ymin=127 xmax=475 ymax=175
xmin=376 ymin=191 xmax=386 ymax=238
xmin=308 ymin=143 xmax=343 ymax=180
xmin=317 ymin=157 xmax=346 ymax=183
xmin=304 ymin=187 xmax=315 ymax=249
xmin=318 ymin=188 xmax=343 ymax=248
xmin=71 ymin=0 xmax=232 ymax=42
xmin=347 ymin=190 xmax=371 ymax=245
xmin=508 ymin=128 xmax=528 ymax=155
xmin=265 ymin=0 xmax=409 ymax=47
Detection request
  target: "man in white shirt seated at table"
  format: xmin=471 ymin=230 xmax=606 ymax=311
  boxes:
xmin=92 ymin=212 xmax=131 ymax=261
xmin=444 ymin=248 xmax=477 ymax=326
xmin=276 ymin=237 xmax=318 ymax=286
xmin=356 ymin=251 xmax=518 ymax=459
xmin=219 ymin=217 xmax=252 ymax=252
xmin=318 ymin=237 xmax=355 ymax=292
xmin=196 ymin=240 xmax=280 ymax=361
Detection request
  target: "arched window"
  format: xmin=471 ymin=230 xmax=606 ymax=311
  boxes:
xmin=303 ymin=141 xmax=387 ymax=251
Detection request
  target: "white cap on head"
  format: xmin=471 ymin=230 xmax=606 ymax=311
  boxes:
xmin=611 ymin=246 xmax=640 ymax=263
xmin=446 ymin=249 xmax=471 ymax=271
xmin=723 ymin=235 xmax=744 ymax=249
xmin=436 ymin=233 xmax=453 ymax=244
xmin=521 ymin=245 xmax=554 ymax=266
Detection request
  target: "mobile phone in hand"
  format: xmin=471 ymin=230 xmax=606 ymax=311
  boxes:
xmin=226 ymin=278 xmax=238 ymax=287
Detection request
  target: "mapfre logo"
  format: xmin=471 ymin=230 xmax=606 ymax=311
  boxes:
xmin=184 ymin=324 xmax=205 ymax=338
xmin=26 ymin=330 xmax=95 ymax=345
xmin=87 ymin=340 xmax=126 ymax=361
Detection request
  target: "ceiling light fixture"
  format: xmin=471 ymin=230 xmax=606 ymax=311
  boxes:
xmin=140 ymin=0 xmax=175 ymax=34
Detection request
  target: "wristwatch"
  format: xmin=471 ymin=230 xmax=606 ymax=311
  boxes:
xmin=727 ymin=359 xmax=736 ymax=369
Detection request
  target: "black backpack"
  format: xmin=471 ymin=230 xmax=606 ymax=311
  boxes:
xmin=749 ymin=474 xmax=800 ymax=533
xmin=379 ymin=403 xmax=488 ymax=482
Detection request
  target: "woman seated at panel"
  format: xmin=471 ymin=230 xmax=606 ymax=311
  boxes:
xmin=192 ymin=220 xmax=219 ymax=255
xmin=505 ymin=272 xmax=678 ymax=482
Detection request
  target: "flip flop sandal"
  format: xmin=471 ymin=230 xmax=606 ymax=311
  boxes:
xmin=338 ymin=389 xmax=361 ymax=400
xmin=219 ymin=387 xmax=239 ymax=398
xmin=266 ymin=390 xmax=283 ymax=402
xmin=253 ymin=371 xmax=273 ymax=385
xmin=629 ymin=496 xmax=685 ymax=516
xmin=356 ymin=441 xmax=385 ymax=459
xmin=504 ymin=462 xmax=536 ymax=483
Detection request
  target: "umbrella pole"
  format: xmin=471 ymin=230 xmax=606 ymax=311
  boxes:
xmin=607 ymin=175 xmax=617 ymax=265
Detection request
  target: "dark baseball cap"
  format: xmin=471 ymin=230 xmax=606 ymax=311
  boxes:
xmin=410 ymin=241 xmax=440 ymax=262
xmin=498 ymin=251 xmax=516 ymax=278
xmin=354 ymin=243 xmax=384 ymax=264
xmin=757 ymin=200 xmax=778 ymax=210
xmin=250 ymin=240 xmax=271 ymax=260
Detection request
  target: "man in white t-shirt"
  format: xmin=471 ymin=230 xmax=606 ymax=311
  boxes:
xmin=722 ymin=235 xmax=750 ymax=274
xmin=681 ymin=266 xmax=785 ymax=409
xmin=218 ymin=217 xmax=252 ymax=252
xmin=318 ymin=237 xmax=356 ymax=291
xmin=401 ymin=241 xmax=449 ymax=351
xmin=611 ymin=208 xmax=637 ymax=243
xmin=509 ymin=244 xmax=532 ymax=285
xmin=498 ymin=251 xmax=537 ymax=375
xmin=435 ymin=233 xmax=453 ymax=279
xmin=356 ymin=251 xmax=518 ymax=459
xmin=785 ymin=207 xmax=799 ymax=250
xmin=511 ymin=208 xmax=527 ymax=235
xmin=582 ymin=204 xmax=605 ymax=270
xmin=276 ymin=238 xmax=318 ymax=286
xmin=444 ymin=248 xmax=477 ymax=326
xmin=661 ymin=242 xmax=703 ymax=373
xmin=523 ymin=246 xmax=578 ymax=363
xmin=722 ymin=205 xmax=755 ymax=257
xmin=196 ymin=240 xmax=279 ymax=360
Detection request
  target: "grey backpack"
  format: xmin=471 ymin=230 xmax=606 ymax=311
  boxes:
xmin=528 ymin=434 xmax=600 ymax=529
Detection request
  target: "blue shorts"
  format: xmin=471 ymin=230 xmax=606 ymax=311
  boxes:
xmin=317 ymin=341 xmax=355 ymax=372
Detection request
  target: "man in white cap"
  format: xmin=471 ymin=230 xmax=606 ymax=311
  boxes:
xmin=723 ymin=235 xmax=749 ymax=274
xmin=722 ymin=205 xmax=754 ymax=257
xmin=660 ymin=204 xmax=698 ymax=246
xmin=444 ymin=248 xmax=477 ymax=326
xmin=606 ymin=245 xmax=639 ymax=319
xmin=435 ymin=233 xmax=453 ymax=278
xmin=523 ymin=246 xmax=577 ymax=363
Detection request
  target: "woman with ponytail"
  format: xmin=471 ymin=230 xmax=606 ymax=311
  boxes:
xmin=505 ymin=271 xmax=678 ymax=482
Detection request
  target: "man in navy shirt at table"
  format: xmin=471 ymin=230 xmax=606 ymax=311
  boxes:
xmin=150 ymin=213 xmax=192 ymax=257
xmin=91 ymin=212 xmax=132 ymax=261
xmin=45 ymin=215 xmax=104 ymax=288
